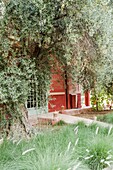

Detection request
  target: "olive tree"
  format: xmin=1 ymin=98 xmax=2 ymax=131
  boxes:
xmin=1 ymin=0 xmax=113 ymax=137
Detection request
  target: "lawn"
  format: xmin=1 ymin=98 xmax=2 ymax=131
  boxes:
xmin=0 ymin=122 xmax=113 ymax=170
xmin=97 ymin=112 xmax=113 ymax=124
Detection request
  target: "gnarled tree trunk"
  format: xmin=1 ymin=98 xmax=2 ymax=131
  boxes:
xmin=0 ymin=104 xmax=32 ymax=140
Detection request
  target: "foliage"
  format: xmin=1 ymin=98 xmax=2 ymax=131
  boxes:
xmin=0 ymin=0 xmax=70 ymax=125
xmin=1 ymin=0 xmax=113 ymax=128
xmin=91 ymin=88 xmax=107 ymax=111
xmin=90 ymin=84 xmax=113 ymax=111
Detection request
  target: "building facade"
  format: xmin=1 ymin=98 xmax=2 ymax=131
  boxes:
xmin=26 ymin=65 xmax=90 ymax=114
xmin=48 ymin=72 xmax=90 ymax=112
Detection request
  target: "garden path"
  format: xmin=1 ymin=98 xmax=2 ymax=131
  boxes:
xmin=28 ymin=111 xmax=113 ymax=128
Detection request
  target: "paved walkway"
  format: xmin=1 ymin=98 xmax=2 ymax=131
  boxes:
xmin=29 ymin=112 xmax=113 ymax=128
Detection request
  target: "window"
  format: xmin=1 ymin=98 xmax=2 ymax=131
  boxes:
xmin=27 ymin=78 xmax=36 ymax=108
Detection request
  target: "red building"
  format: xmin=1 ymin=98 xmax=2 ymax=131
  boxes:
xmin=26 ymin=65 xmax=90 ymax=114
xmin=48 ymin=72 xmax=90 ymax=112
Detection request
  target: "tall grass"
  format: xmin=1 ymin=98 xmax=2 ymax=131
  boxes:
xmin=83 ymin=136 xmax=113 ymax=170
xmin=0 ymin=122 xmax=113 ymax=170
xmin=97 ymin=112 xmax=113 ymax=124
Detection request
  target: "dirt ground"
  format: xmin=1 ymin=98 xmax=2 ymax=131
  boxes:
xmin=75 ymin=110 xmax=113 ymax=120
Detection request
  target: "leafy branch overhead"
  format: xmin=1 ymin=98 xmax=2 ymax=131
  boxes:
xmin=0 ymin=0 xmax=113 ymax=108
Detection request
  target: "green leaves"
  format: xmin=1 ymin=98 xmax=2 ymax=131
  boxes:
xmin=1 ymin=0 xmax=113 ymax=117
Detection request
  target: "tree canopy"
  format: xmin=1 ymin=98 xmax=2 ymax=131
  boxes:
xmin=0 ymin=0 xmax=113 ymax=117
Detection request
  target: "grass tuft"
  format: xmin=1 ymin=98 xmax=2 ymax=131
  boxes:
xmin=1 ymin=123 xmax=113 ymax=170
xmin=97 ymin=112 xmax=113 ymax=124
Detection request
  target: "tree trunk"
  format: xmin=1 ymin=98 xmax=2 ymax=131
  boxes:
xmin=1 ymin=104 xmax=32 ymax=140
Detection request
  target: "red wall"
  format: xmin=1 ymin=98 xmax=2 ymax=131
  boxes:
xmin=85 ymin=91 xmax=90 ymax=106
xmin=48 ymin=94 xmax=66 ymax=112
xmin=48 ymin=68 xmax=84 ymax=112
xmin=50 ymin=73 xmax=65 ymax=92
xmin=48 ymin=73 xmax=66 ymax=112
